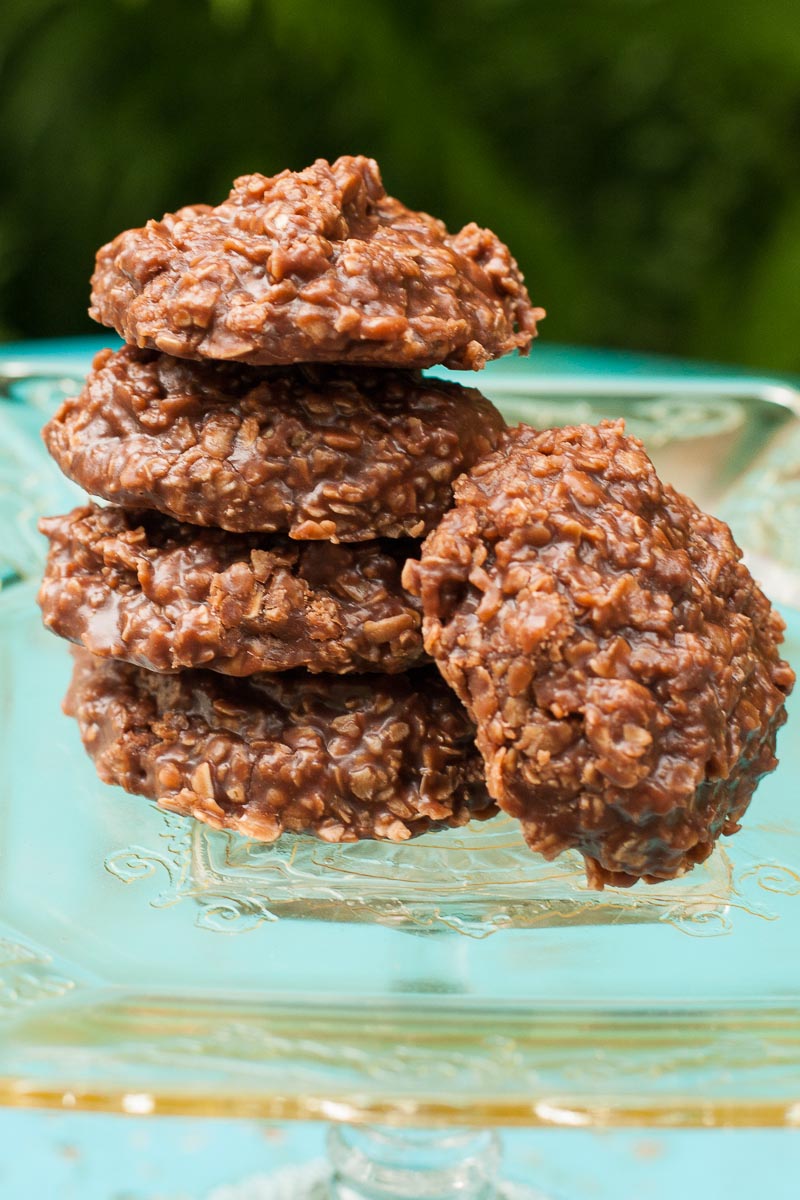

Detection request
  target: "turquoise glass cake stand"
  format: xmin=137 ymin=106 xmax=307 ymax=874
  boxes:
xmin=1 ymin=343 xmax=798 ymax=1198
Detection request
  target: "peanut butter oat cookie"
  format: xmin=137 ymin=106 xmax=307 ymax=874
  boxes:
xmin=43 ymin=347 xmax=505 ymax=540
xmin=41 ymin=505 xmax=426 ymax=676
xmin=404 ymin=420 xmax=795 ymax=886
xmin=65 ymin=648 xmax=494 ymax=843
xmin=90 ymin=156 xmax=542 ymax=370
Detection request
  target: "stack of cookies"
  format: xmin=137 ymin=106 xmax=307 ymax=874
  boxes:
xmin=37 ymin=155 xmax=796 ymax=887
xmin=38 ymin=155 xmax=542 ymax=846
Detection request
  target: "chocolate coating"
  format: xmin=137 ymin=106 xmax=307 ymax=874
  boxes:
xmin=64 ymin=648 xmax=495 ymax=842
xmin=40 ymin=505 xmax=426 ymax=676
xmin=89 ymin=156 xmax=542 ymax=370
xmin=403 ymin=420 xmax=795 ymax=887
xmin=43 ymin=347 xmax=506 ymax=540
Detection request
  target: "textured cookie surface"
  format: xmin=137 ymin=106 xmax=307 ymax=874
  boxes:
xmin=89 ymin=156 xmax=542 ymax=370
xmin=404 ymin=420 xmax=795 ymax=887
xmin=40 ymin=505 xmax=426 ymax=675
xmin=43 ymin=347 xmax=506 ymax=540
xmin=65 ymin=648 xmax=495 ymax=842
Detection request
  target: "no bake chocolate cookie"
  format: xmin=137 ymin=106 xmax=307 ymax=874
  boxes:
xmin=40 ymin=505 xmax=425 ymax=676
xmin=89 ymin=156 xmax=542 ymax=370
xmin=43 ymin=347 xmax=505 ymax=540
xmin=65 ymin=648 xmax=494 ymax=842
xmin=404 ymin=420 xmax=795 ymax=887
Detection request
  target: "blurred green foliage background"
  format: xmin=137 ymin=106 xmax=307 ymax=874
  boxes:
xmin=1 ymin=0 xmax=799 ymax=368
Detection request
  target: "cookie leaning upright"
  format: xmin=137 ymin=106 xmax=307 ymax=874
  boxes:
xmin=404 ymin=420 xmax=795 ymax=887
xmin=89 ymin=155 xmax=543 ymax=370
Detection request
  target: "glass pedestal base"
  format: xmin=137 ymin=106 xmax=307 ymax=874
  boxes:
xmin=207 ymin=1126 xmax=548 ymax=1200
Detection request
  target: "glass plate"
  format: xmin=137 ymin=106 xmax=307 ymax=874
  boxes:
xmin=1 ymin=360 xmax=799 ymax=1129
